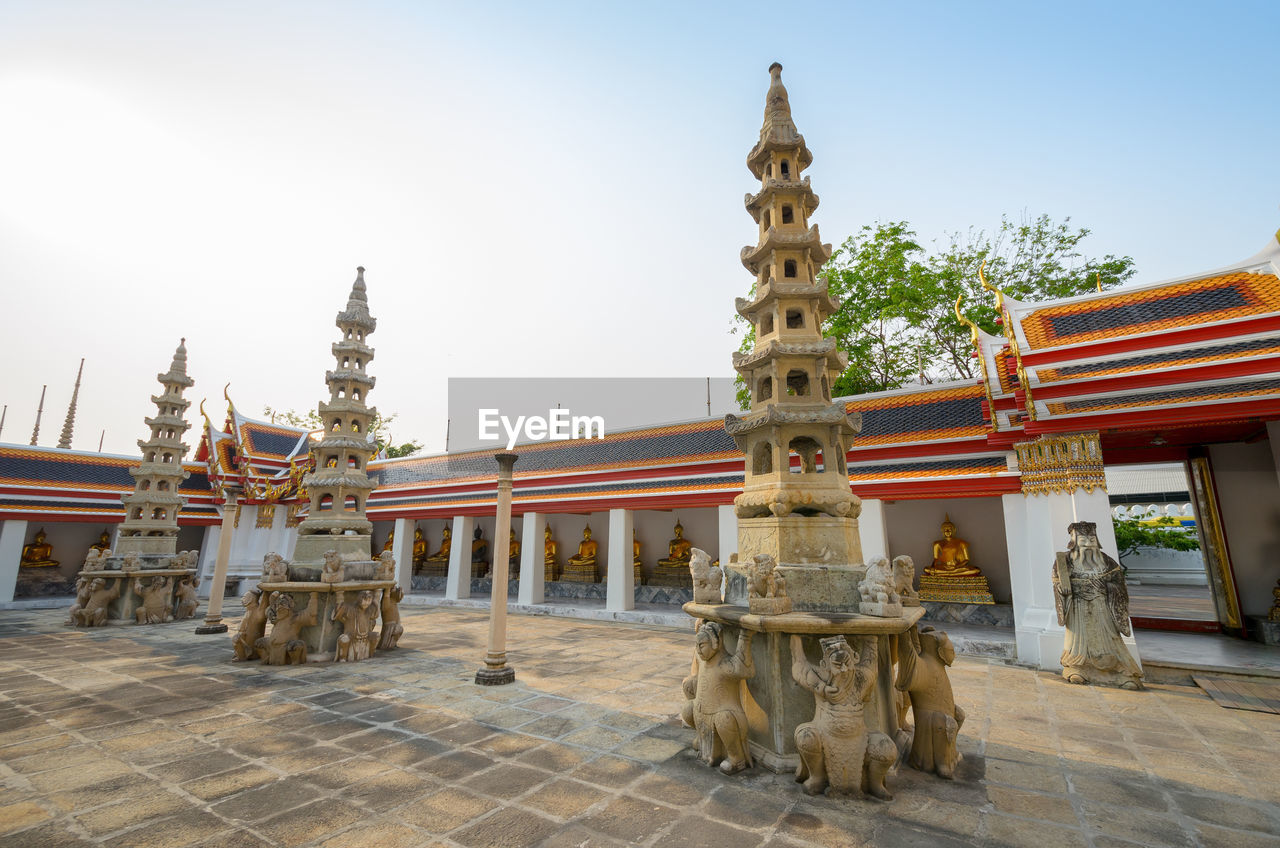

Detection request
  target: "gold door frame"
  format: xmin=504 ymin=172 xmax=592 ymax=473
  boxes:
xmin=1188 ymin=455 xmax=1243 ymax=632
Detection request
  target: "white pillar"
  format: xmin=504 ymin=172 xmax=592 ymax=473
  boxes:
xmin=0 ymin=520 xmax=29 ymax=603
xmin=446 ymin=515 xmax=473 ymax=600
xmin=391 ymin=517 xmax=414 ymax=589
xmin=717 ymin=504 xmax=737 ymax=565
xmin=518 ymin=512 xmax=545 ymax=605
xmin=858 ymin=498 xmax=889 ymax=563
xmin=606 ymin=508 xmax=634 ymax=611
xmin=196 ymin=496 xmax=238 ymax=634
xmin=196 ymin=525 xmax=221 ymax=595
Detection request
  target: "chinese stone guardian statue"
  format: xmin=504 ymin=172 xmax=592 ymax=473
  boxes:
xmin=133 ymin=575 xmax=173 ymax=624
xmin=377 ymin=585 xmax=405 ymax=650
xmin=790 ymin=634 xmax=896 ymax=800
xmin=232 ymin=589 xmax=269 ymax=661
xmin=74 ymin=578 xmax=120 ymax=627
xmin=333 ymin=589 xmax=379 ymax=662
xmin=255 ymin=591 xmax=319 ymax=665
xmin=1052 ymin=521 xmax=1143 ymax=689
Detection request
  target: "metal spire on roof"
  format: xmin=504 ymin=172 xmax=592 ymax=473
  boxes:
xmin=30 ymin=385 xmax=46 ymax=446
xmin=57 ymin=358 xmax=85 ymax=449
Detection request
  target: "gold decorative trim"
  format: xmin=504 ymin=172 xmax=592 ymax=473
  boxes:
xmin=1014 ymin=432 xmax=1105 ymax=496
xmin=232 ymin=503 xmax=241 ymax=528
xmin=286 ymin=503 xmax=304 ymax=528
xmin=255 ymin=503 xmax=276 ymax=529
xmin=954 ymin=293 xmax=999 ymax=433
xmin=1188 ymin=456 xmax=1242 ymax=630
xmin=980 ymin=262 xmax=1036 ymax=421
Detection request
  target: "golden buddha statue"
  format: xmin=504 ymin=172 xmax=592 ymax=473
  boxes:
xmin=90 ymin=530 xmax=110 ymax=555
xmin=925 ymin=516 xmax=980 ymax=577
xmin=426 ymin=525 xmax=451 ymax=562
xmin=382 ymin=529 xmax=395 ymax=553
xmin=544 ymin=524 xmax=559 ymax=582
xmin=508 ymin=529 xmax=521 ymax=571
xmin=652 ymin=520 xmax=694 ymax=587
xmin=20 ymin=529 xmax=58 ymax=568
xmin=563 ymin=524 xmax=600 ymax=582
xmin=411 ymin=528 xmax=428 ymax=570
xmin=471 ymin=526 xmax=489 ymax=578
xmin=633 ymin=530 xmax=645 ymax=586
xmin=918 ymin=514 xmax=993 ymax=604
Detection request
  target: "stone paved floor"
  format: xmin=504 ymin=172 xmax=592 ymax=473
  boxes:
xmin=1 ymin=608 xmax=1278 ymax=848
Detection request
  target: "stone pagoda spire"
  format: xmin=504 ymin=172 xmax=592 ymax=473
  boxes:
xmin=117 ymin=340 xmax=194 ymax=555
xmin=295 ymin=267 xmax=379 ymax=555
xmin=727 ymin=63 xmax=863 ymax=573
xmin=57 ymin=358 xmax=85 ymax=449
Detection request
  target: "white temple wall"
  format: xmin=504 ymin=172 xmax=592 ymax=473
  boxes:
xmin=883 ymin=496 xmax=1011 ymax=603
xmin=1207 ymin=440 xmax=1280 ymax=617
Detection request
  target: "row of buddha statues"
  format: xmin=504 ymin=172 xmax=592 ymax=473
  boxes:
xmin=20 ymin=528 xmax=112 ymax=570
xmin=382 ymin=520 xmax=700 ymax=586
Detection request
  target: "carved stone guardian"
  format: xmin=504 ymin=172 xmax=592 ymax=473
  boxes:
xmin=747 ymin=554 xmax=791 ymax=615
xmin=377 ymin=585 xmax=404 ymax=650
xmin=1052 ymin=521 xmax=1143 ymax=689
xmin=376 ymin=550 xmax=396 ymax=581
xmin=790 ymin=634 xmax=895 ymax=799
xmin=333 ymin=589 xmax=379 ymax=662
xmin=262 ymin=552 xmax=289 ymax=583
xmin=74 ymin=577 xmax=120 ymax=627
xmin=173 ymin=575 xmax=199 ymax=620
xmin=133 ymin=576 xmax=173 ymax=624
xmin=320 ymin=550 xmax=344 ymax=584
xmin=64 ymin=575 xmax=92 ymax=626
xmin=895 ymin=626 xmax=965 ymax=778
xmin=255 ymin=591 xmax=319 ymax=665
xmin=893 ymin=555 xmax=920 ymax=606
xmin=683 ymin=622 xmax=755 ymax=774
xmin=858 ymin=557 xmax=902 ymax=617
xmin=232 ymin=589 xmax=269 ymax=661
xmin=689 ymin=548 xmax=723 ymax=604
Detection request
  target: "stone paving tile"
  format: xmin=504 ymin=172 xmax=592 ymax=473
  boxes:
xmin=1 ymin=606 xmax=1279 ymax=847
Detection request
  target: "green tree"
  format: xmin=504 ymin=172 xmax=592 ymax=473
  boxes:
xmin=735 ymin=214 xmax=1138 ymax=404
xmin=262 ymin=406 xmax=422 ymax=458
xmin=1111 ymin=515 xmax=1201 ymax=568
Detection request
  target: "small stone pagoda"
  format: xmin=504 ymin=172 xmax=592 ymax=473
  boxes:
xmin=683 ymin=66 xmax=966 ymax=796
xmin=234 ymin=268 xmax=402 ymax=664
xmin=68 ymin=340 xmax=200 ymax=626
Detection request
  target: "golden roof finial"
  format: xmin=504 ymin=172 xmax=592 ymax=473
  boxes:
xmin=1095 ymin=271 xmax=1102 ymax=293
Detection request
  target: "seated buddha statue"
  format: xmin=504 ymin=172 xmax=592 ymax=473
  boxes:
xmin=471 ymin=526 xmax=489 ymax=577
xmin=544 ymin=524 xmax=559 ymax=582
xmin=90 ymin=530 xmax=110 ymax=555
xmin=657 ymin=521 xmax=693 ymax=568
xmin=925 ymin=516 xmax=981 ymax=577
xmin=633 ymin=529 xmax=645 ymax=586
xmin=382 ymin=529 xmax=395 ymax=553
xmin=21 ymin=529 xmax=58 ymax=568
xmin=426 ymin=525 xmax=451 ymax=562
xmin=411 ymin=528 xmax=428 ymax=571
xmin=563 ymin=525 xmax=599 ymax=582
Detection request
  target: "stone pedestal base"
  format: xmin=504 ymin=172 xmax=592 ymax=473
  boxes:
xmin=724 ymin=563 xmax=866 ymax=613
xmin=683 ymin=602 xmax=924 ymax=772
xmin=650 ymin=566 xmax=692 ymax=588
xmin=256 ymin=579 xmax=396 ymax=662
xmin=194 ymin=622 xmax=229 ymax=634
xmin=918 ymin=573 xmax=994 ymax=605
xmin=475 ymin=666 xmax=516 ymax=685
xmin=749 ymin=596 xmax=792 ymax=615
xmin=16 ymin=567 xmax=74 ymax=598
xmin=292 ymin=533 xmax=373 ymax=566
xmin=419 ymin=562 xmax=449 ymax=577
xmin=76 ymin=565 xmax=198 ymax=625
xmin=1249 ymin=616 xmax=1280 ymax=647
xmin=859 ymin=601 xmax=903 ymax=618
xmin=737 ymin=515 xmax=862 ymax=567
xmin=560 ymin=563 xmax=599 ymax=583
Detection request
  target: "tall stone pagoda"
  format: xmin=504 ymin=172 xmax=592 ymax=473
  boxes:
xmin=294 ymin=266 xmax=379 ymax=562
xmin=69 ymin=340 xmax=201 ymax=627
xmin=726 ymin=62 xmax=863 ymax=598
xmin=118 ymin=340 xmax=195 ymax=555
xmin=244 ymin=267 xmax=401 ymax=664
xmin=684 ymin=66 xmax=934 ymax=780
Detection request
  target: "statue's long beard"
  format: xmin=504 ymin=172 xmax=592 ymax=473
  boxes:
xmin=1075 ymin=545 xmax=1107 ymax=572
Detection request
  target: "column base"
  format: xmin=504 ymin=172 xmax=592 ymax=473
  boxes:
xmin=195 ymin=621 xmax=228 ymax=634
xmin=475 ymin=666 xmax=515 ymax=686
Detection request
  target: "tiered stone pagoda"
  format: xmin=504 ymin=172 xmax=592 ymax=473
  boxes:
xmin=69 ymin=341 xmax=201 ymax=626
xmin=727 ymin=61 xmax=862 ymax=599
xmin=238 ymin=267 xmax=402 ymax=663
xmin=682 ymin=67 xmax=963 ymax=791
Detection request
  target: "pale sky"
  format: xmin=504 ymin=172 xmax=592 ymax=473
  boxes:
xmin=3 ymin=1 xmax=1277 ymax=457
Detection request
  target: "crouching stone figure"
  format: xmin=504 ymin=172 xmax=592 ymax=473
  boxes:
xmin=791 ymin=634 xmax=895 ymax=799
xmin=255 ymin=591 xmax=318 ymax=665
xmin=682 ymin=621 xmax=755 ymax=774
xmin=895 ymin=625 xmax=964 ymax=778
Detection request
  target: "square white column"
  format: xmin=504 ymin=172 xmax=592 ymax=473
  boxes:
xmin=606 ymin=508 xmax=634 ymax=611
xmin=446 ymin=515 xmax=473 ymax=600
xmin=391 ymin=517 xmax=414 ymax=589
xmin=518 ymin=512 xmax=545 ymax=605
xmin=0 ymin=520 xmax=29 ymax=603
xmin=716 ymin=504 xmax=737 ymax=565
xmin=858 ymin=498 xmax=889 ymax=563
xmin=196 ymin=525 xmax=221 ymax=595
